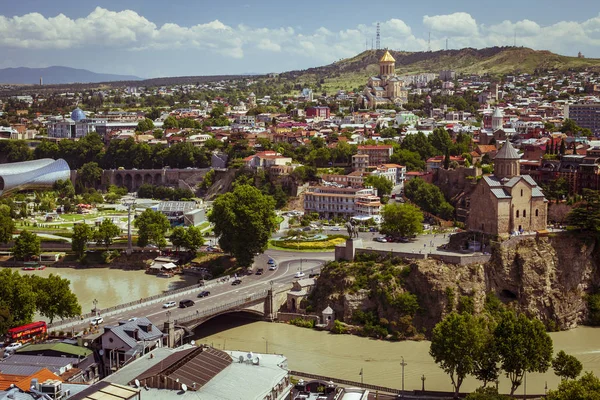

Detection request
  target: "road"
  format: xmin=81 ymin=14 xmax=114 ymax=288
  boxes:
xmin=52 ymin=250 xmax=333 ymax=333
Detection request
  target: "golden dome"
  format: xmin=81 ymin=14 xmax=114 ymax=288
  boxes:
xmin=379 ymin=50 xmax=395 ymax=63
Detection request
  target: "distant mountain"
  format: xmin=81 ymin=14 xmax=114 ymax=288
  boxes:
xmin=0 ymin=66 xmax=141 ymax=85
xmin=279 ymin=46 xmax=600 ymax=91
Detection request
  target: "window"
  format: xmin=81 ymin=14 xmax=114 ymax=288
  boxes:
xmin=523 ymin=210 xmax=526 ymax=218
xmin=516 ymin=210 xmax=519 ymax=218
xmin=521 ymin=189 xmax=523 ymax=197
xmin=535 ymin=209 xmax=539 ymax=217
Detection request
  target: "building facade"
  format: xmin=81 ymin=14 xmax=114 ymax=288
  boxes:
xmin=565 ymin=103 xmax=600 ymax=134
xmin=359 ymin=51 xmax=408 ymax=109
xmin=467 ymin=141 xmax=548 ymax=237
xmin=356 ymin=145 xmax=393 ymax=166
xmin=304 ymin=186 xmax=381 ymax=218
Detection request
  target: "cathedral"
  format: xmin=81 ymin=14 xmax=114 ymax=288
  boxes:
xmin=467 ymin=140 xmax=548 ymax=237
xmin=358 ymin=50 xmax=408 ymax=109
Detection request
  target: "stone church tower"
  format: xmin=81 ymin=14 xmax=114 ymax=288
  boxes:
xmin=379 ymin=50 xmax=395 ymax=76
xmin=494 ymin=140 xmax=521 ymax=179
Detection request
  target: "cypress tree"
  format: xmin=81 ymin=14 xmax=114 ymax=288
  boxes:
xmin=560 ymin=139 xmax=566 ymax=155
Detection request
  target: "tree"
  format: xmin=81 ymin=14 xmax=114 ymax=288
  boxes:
xmin=494 ymin=310 xmax=553 ymax=395
xmin=552 ymin=350 xmax=583 ymax=381
xmin=0 ymin=269 xmax=36 ymax=328
xmin=134 ymin=209 xmax=170 ymax=249
xmin=430 ymin=312 xmax=486 ymax=397
xmin=209 ymin=184 xmax=277 ymax=267
xmin=390 ymin=149 xmax=425 ymax=171
xmin=380 ymin=203 xmax=424 ymax=238
xmin=170 ymin=227 xmax=188 ymax=253
xmin=94 ymin=219 xmax=121 ymax=250
xmin=137 ymin=118 xmax=155 ymax=132
xmin=0 ymin=205 xmax=15 ymax=244
xmin=163 ymin=116 xmax=179 ymax=129
xmin=185 ymin=226 xmax=204 ymax=253
xmin=77 ymin=162 xmax=103 ymax=189
xmin=12 ymin=230 xmax=40 ymax=261
xmin=364 ymin=175 xmax=393 ymax=197
xmin=429 ymin=127 xmax=452 ymax=155
xmin=72 ymin=223 xmax=93 ymax=259
xmin=53 ymin=179 xmax=75 ymax=199
xmin=546 ymin=372 xmax=600 ymax=400
xmin=465 ymin=387 xmax=510 ymax=400
xmin=472 ymin=319 xmax=501 ymax=388
xmin=29 ymin=274 xmax=81 ymax=324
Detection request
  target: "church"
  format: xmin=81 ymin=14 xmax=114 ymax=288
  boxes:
xmin=467 ymin=140 xmax=548 ymax=237
xmin=358 ymin=50 xmax=408 ymax=109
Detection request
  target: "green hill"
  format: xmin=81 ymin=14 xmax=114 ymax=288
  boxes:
xmin=279 ymin=46 xmax=600 ymax=92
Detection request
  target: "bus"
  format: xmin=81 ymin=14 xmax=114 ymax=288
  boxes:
xmin=6 ymin=321 xmax=47 ymax=344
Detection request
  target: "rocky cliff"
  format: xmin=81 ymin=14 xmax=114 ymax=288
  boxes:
xmin=310 ymin=232 xmax=600 ymax=335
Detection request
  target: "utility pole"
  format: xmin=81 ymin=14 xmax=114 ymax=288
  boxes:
xmin=400 ymin=356 xmax=407 ymax=398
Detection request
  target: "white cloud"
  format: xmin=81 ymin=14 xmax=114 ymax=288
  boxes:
xmin=257 ymin=39 xmax=281 ymax=52
xmin=423 ymin=12 xmax=479 ymax=37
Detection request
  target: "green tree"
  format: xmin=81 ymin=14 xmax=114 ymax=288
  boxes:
xmin=465 ymin=387 xmax=510 ymax=400
xmin=472 ymin=319 xmax=501 ymax=388
xmin=0 ymin=306 xmax=14 ymax=337
xmin=494 ymin=310 xmax=553 ymax=395
xmin=429 ymin=127 xmax=452 ymax=154
xmin=0 ymin=269 xmax=36 ymax=328
xmin=390 ymin=149 xmax=425 ymax=171
xmin=137 ymin=118 xmax=155 ymax=132
xmin=72 ymin=223 xmax=93 ymax=259
xmin=29 ymin=274 xmax=81 ymax=324
xmin=94 ymin=219 xmax=121 ymax=250
xmin=170 ymin=226 xmax=188 ymax=253
xmin=430 ymin=312 xmax=486 ymax=397
xmin=163 ymin=116 xmax=179 ymax=129
xmin=364 ymin=175 xmax=393 ymax=197
xmin=380 ymin=203 xmax=424 ymax=238
xmin=0 ymin=205 xmax=15 ymax=244
xmin=12 ymin=230 xmax=40 ymax=261
xmin=546 ymin=372 xmax=600 ymax=400
xmin=553 ymin=350 xmax=583 ymax=381
xmin=401 ymin=132 xmax=436 ymax=160
xmin=53 ymin=179 xmax=75 ymax=199
xmin=77 ymin=162 xmax=103 ymax=189
xmin=134 ymin=209 xmax=170 ymax=249
xmin=208 ymin=184 xmax=277 ymax=267
xmin=185 ymin=226 xmax=204 ymax=253
xmin=404 ymin=178 xmax=454 ymax=220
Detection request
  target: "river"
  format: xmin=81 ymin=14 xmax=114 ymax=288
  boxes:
xmin=194 ymin=315 xmax=600 ymax=395
xmin=2 ymin=266 xmax=197 ymax=316
xmin=6 ymin=266 xmax=600 ymax=394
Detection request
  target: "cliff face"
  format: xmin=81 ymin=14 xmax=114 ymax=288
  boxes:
xmin=311 ymin=233 xmax=600 ymax=334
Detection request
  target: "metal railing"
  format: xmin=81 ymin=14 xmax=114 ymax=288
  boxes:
xmin=175 ymin=290 xmax=269 ymax=325
xmin=48 ymin=275 xmax=230 ymax=329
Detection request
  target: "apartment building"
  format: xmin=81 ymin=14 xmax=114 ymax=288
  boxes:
xmin=303 ymin=186 xmax=381 ymax=218
xmin=356 ymin=145 xmax=393 ymax=166
xmin=371 ymin=163 xmax=407 ymax=187
xmin=565 ymin=103 xmax=600 ymax=134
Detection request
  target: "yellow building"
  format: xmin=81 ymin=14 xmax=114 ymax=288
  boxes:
xmin=467 ymin=141 xmax=548 ymax=237
xmin=359 ymin=50 xmax=408 ymax=109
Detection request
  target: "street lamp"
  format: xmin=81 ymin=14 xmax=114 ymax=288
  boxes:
xmin=400 ymin=356 xmax=407 ymax=398
xmin=421 ymin=374 xmax=426 ymax=391
xmin=261 ymin=337 xmax=269 ymax=353
xmin=93 ymin=299 xmax=98 ymax=316
xmin=166 ymin=310 xmax=171 ymax=323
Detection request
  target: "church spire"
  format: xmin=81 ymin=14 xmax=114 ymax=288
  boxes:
xmin=379 ymin=50 xmax=395 ymax=76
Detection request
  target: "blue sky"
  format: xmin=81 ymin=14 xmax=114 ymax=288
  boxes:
xmin=1 ymin=1 xmax=599 ymax=78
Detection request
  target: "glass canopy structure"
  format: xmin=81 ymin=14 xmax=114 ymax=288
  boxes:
xmin=0 ymin=159 xmax=71 ymax=197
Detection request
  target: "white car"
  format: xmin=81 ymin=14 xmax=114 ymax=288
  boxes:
xmin=128 ymin=317 xmax=138 ymax=322
xmin=163 ymin=301 xmax=177 ymax=309
xmin=294 ymin=271 xmax=306 ymax=278
xmin=331 ymin=227 xmax=341 ymax=231
xmin=269 ymin=264 xmax=277 ymax=271
xmin=91 ymin=316 xmax=104 ymax=325
xmin=5 ymin=342 xmax=23 ymax=353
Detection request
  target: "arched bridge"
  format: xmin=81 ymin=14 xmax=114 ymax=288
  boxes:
xmin=99 ymin=168 xmax=211 ymax=191
xmin=170 ymin=288 xmax=288 ymax=332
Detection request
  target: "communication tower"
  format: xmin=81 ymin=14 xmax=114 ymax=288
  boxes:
xmin=376 ymin=22 xmax=381 ymax=50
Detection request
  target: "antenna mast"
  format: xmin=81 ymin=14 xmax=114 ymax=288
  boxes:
xmin=376 ymin=22 xmax=381 ymax=50
xmin=428 ymin=32 xmax=431 ymax=52
xmin=514 ymin=29 xmax=517 ymax=47
xmin=446 ymin=38 xmax=449 ymax=51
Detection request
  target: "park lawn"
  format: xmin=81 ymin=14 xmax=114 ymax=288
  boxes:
xmin=269 ymin=237 xmax=346 ymax=251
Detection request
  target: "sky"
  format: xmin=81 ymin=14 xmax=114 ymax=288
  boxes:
xmin=0 ymin=0 xmax=599 ymax=78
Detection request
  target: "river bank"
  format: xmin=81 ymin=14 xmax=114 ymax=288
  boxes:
xmin=195 ymin=315 xmax=600 ymax=395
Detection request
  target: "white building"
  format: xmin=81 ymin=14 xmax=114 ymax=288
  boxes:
xmin=304 ymin=186 xmax=382 ymax=218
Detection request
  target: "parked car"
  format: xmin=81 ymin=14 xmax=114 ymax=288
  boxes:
xmin=255 ymin=268 xmax=264 ymax=275
xmin=127 ymin=317 xmax=138 ymax=322
xmin=375 ymin=237 xmax=387 ymax=243
xmin=4 ymin=342 xmax=23 ymax=353
xmin=399 ymin=237 xmax=410 ymax=243
xmin=231 ymin=279 xmax=242 ymax=286
xmin=163 ymin=301 xmax=177 ymax=309
xmin=267 ymin=259 xmax=275 ymax=265
xmin=91 ymin=316 xmax=104 ymax=325
xmin=179 ymin=299 xmax=195 ymax=308
xmin=268 ymin=264 xmax=277 ymax=271
xmin=197 ymin=290 xmax=210 ymax=298
xmin=331 ymin=226 xmax=341 ymax=231
xmin=294 ymin=271 xmax=306 ymax=278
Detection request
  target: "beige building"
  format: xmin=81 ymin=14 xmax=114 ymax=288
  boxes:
xmin=359 ymin=51 xmax=408 ymax=108
xmin=304 ymin=186 xmax=381 ymax=218
xmin=467 ymin=141 xmax=548 ymax=237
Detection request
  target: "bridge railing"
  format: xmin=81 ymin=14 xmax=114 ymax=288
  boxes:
xmin=48 ymin=275 xmax=231 ymax=330
xmin=174 ymin=290 xmax=268 ymax=325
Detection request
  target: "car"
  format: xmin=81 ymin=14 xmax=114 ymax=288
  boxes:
xmin=231 ymin=279 xmax=242 ymax=285
xmin=331 ymin=226 xmax=341 ymax=231
xmin=255 ymin=268 xmax=264 ymax=275
xmin=197 ymin=290 xmax=210 ymax=298
xmin=179 ymin=299 xmax=195 ymax=308
xmin=375 ymin=237 xmax=387 ymax=243
xmin=127 ymin=317 xmax=138 ymax=322
xmin=294 ymin=271 xmax=306 ymax=278
xmin=91 ymin=316 xmax=104 ymax=325
xmin=269 ymin=264 xmax=277 ymax=271
xmin=4 ymin=342 xmax=23 ymax=353
xmin=399 ymin=237 xmax=410 ymax=243
xmin=163 ymin=301 xmax=177 ymax=309
xmin=267 ymin=259 xmax=275 ymax=265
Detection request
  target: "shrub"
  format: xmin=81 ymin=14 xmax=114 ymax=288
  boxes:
xmin=331 ymin=320 xmax=347 ymax=334
xmin=289 ymin=317 xmax=315 ymax=329
xmin=587 ymin=293 xmax=600 ymax=326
